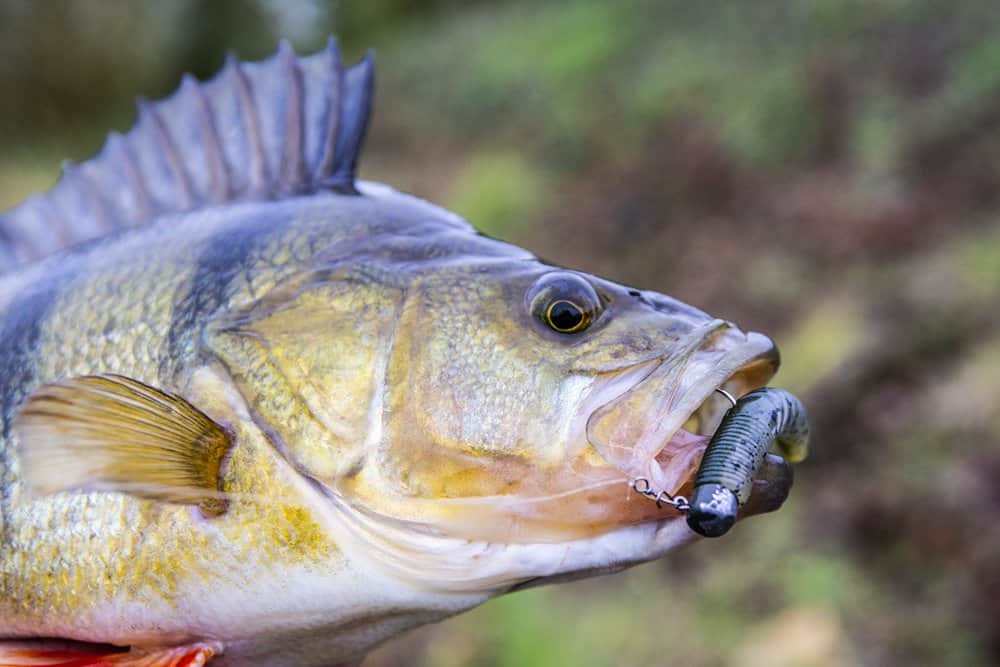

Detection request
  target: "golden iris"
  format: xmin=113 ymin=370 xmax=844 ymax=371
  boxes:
xmin=546 ymin=299 xmax=588 ymax=333
xmin=526 ymin=272 xmax=602 ymax=335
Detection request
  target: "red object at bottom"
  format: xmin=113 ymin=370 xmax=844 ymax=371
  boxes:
xmin=0 ymin=641 xmax=221 ymax=667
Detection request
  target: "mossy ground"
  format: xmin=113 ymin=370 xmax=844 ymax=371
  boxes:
xmin=3 ymin=1 xmax=1000 ymax=665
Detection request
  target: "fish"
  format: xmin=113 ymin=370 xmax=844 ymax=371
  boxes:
xmin=0 ymin=39 xmax=808 ymax=666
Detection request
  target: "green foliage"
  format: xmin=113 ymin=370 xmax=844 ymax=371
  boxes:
xmin=714 ymin=64 xmax=821 ymax=166
xmin=780 ymin=553 xmax=863 ymax=607
xmin=949 ymin=31 xmax=1000 ymax=103
xmin=852 ymin=95 xmax=902 ymax=175
xmin=773 ymin=299 xmax=866 ymax=396
xmin=3 ymin=1 xmax=1000 ymax=665
xmin=447 ymin=152 xmax=550 ymax=239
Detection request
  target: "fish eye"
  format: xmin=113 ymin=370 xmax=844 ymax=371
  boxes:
xmin=526 ymin=272 xmax=602 ymax=335
xmin=546 ymin=300 xmax=587 ymax=333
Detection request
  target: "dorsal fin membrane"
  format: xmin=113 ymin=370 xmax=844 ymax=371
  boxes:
xmin=0 ymin=38 xmax=375 ymax=273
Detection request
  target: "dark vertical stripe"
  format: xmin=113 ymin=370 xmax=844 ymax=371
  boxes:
xmin=163 ymin=214 xmax=285 ymax=379
xmin=0 ymin=277 xmax=62 ymax=542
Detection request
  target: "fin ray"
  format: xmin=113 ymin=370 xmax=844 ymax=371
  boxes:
xmin=13 ymin=374 xmax=232 ymax=514
xmin=0 ymin=38 xmax=375 ymax=273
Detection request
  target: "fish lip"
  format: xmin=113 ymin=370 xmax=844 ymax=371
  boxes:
xmin=585 ymin=325 xmax=779 ymax=492
xmin=513 ymin=455 xmax=791 ymax=589
xmin=650 ymin=345 xmax=791 ymax=496
xmin=508 ymin=515 xmax=701 ymax=592
xmin=638 ymin=347 xmax=792 ymax=531
xmin=651 ymin=339 xmax=780 ymax=465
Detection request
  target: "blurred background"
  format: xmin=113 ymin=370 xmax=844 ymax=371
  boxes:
xmin=2 ymin=1 xmax=999 ymax=665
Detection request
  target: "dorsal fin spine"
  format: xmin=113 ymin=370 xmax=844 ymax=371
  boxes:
xmin=326 ymin=51 xmax=375 ymax=195
xmin=278 ymin=40 xmax=307 ymax=195
xmin=315 ymin=37 xmax=344 ymax=185
xmin=106 ymin=131 xmax=154 ymax=223
xmin=181 ymin=73 xmax=229 ymax=203
xmin=228 ymin=52 xmax=269 ymax=198
xmin=70 ymin=163 xmax=115 ymax=238
xmin=138 ymin=98 xmax=196 ymax=210
xmin=10 ymin=196 xmax=60 ymax=259
xmin=55 ymin=163 xmax=90 ymax=238
xmin=0 ymin=40 xmax=375 ymax=274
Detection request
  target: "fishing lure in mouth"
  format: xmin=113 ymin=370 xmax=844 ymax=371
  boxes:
xmin=0 ymin=37 xmax=809 ymax=664
xmin=631 ymin=387 xmax=809 ymax=538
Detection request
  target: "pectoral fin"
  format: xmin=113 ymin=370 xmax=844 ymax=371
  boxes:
xmin=14 ymin=374 xmax=232 ymax=515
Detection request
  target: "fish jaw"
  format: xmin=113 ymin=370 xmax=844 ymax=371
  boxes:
xmin=300 ymin=480 xmax=703 ymax=594
xmin=305 ymin=328 xmax=788 ymax=596
xmin=585 ymin=323 xmax=779 ymax=495
xmin=329 ymin=322 xmax=782 ymax=546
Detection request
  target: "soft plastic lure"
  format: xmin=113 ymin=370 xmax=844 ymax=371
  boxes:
xmin=686 ymin=388 xmax=809 ymax=537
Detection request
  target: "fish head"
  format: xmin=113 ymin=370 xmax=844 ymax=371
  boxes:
xmin=209 ymin=195 xmax=786 ymax=592
xmin=343 ymin=260 xmax=781 ymax=535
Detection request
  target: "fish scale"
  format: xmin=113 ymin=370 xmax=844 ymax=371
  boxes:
xmin=0 ymin=40 xmax=807 ymax=666
xmin=0 ymin=202 xmax=367 ymax=629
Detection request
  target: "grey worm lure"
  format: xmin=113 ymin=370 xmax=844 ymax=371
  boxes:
xmin=630 ymin=387 xmax=809 ymax=538
xmin=686 ymin=387 xmax=809 ymax=536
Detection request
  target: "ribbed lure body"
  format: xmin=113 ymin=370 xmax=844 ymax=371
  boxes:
xmin=0 ymin=37 xmax=808 ymax=666
xmin=686 ymin=388 xmax=809 ymax=537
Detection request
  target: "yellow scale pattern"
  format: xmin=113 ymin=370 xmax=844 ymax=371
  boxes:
xmin=0 ymin=218 xmax=343 ymax=639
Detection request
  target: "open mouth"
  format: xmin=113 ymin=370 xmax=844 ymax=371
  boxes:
xmin=586 ymin=325 xmax=795 ymax=532
xmin=649 ymin=355 xmax=786 ymax=492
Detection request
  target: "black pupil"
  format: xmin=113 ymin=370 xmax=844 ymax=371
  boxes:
xmin=549 ymin=300 xmax=584 ymax=331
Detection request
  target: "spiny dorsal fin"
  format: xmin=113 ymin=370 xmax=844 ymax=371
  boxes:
xmin=0 ymin=38 xmax=375 ymax=273
xmin=13 ymin=374 xmax=233 ymax=515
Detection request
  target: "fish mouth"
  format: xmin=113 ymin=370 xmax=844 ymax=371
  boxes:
xmin=656 ymin=356 xmax=792 ymax=519
xmin=312 ymin=325 xmax=791 ymax=593
xmin=585 ymin=320 xmax=790 ymax=524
